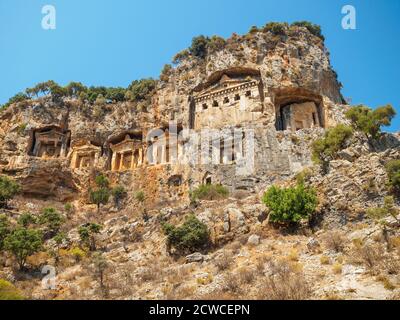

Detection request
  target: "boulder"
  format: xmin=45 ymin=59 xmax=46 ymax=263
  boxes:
xmin=247 ymin=235 xmax=261 ymax=246
xmin=186 ymin=252 xmax=205 ymax=263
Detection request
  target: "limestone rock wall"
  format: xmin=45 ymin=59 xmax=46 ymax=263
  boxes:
xmin=0 ymin=26 xmax=348 ymax=203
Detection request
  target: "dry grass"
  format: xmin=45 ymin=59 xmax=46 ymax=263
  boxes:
xmin=226 ymin=241 xmax=242 ymax=254
xmin=255 ymin=254 xmax=269 ymax=275
xmin=258 ymin=259 xmax=311 ymax=300
xmin=165 ymin=265 xmax=193 ymax=285
xmin=26 ymin=251 xmax=51 ymax=268
xmin=237 ymin=267 xmax=256 ymax=285
xmin=287 ymin=249 xmax=299 ymax=262
xmin=195 ymin=290 xmax=238 ymax=300
xmin=332 ymin=263 xmax=343 ymax=275
xmin=214 ymin=251 xmax=234 ymax=271
xmin=320 ymin=255 xmax=331 ymax=265
xmin=164 ymin=284 xmax=196 ymax=300
xmin=351 ymin=244 xmax=384 ymax=270
xmin=196 ymin=274 xmax=213 ymax=285
xmin=139 ymin=264 xmax=163 ymax=282
xmin=323 ymin=231 xmax=346 ymax=253
xmin=223 ymin=273 xmax=241 ymax=293
xmin=376 ymin=275 xmax=396 ymax=291
xmin=383 ymin=256 xmax=400 ymax=275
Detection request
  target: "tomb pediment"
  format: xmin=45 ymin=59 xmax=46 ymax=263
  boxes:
xmin=197 ymin=76 xmax=254 ymax=98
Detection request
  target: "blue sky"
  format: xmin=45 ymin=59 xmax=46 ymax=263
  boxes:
xmin=0 ymin=0 xmax=399 ymax=131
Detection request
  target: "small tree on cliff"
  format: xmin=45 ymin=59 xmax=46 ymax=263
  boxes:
xmin=78 ymin=223 xmax=102 ymax=251
xmin=89 ymin=174 xmax=110 ymax=213
xmin=0 ymin=214 xmax=10 ymax=250
xmin=38 ymin=207 xmax=65 ymax=239
xmin=0 ymin=176 xmax=21 ymax=208
xmin=92 ymin=252 xmax=109 ymax=296
xmin=345 ymin=104 xmax=396 ymax=142
xmin=4 ymin=227 xmax=43 ymax=270
xmin=111 ymin=185 xmax=126 ymax=209
xmin=311 ymin=124 xmax=354 ymax=169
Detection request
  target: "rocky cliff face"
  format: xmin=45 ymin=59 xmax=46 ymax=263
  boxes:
xmin=0 ymin=26 xmax=347 ymax=204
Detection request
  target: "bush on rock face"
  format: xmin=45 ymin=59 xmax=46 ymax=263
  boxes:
xmin=291 ymin=21 xmax=324 ymax=40
xmin=4 ymin=227 xmax=43 ymax=270
xmin=385 ymin=160 xmax=400 ymax=194
xmin=162 ymin=214 xmax=210 ymax=254
xmin=190 ymin=184 xmax=229 ymax=201
xmin=311 ymin=124 xmax=354 ymax=165
xmin=0 ymin=214 xmax=10 ymax=250
xmin=345 ymin=104 xmax=396 ymax=141
xmin=262 ymin=183 xmax=318 ymax=227
xmin=0 ymin=176 xmax=21 ymax=208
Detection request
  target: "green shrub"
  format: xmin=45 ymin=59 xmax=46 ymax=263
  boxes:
xmin=68 ymin=246 xmax=86 ymax=262
xmin=291 ymin=21 xmax=324 ymax=40
xmin=134 ymin=190 xmax=145 ymax=203
xmin=1 ymin=92 xmax=29 ymax=110
xmin=17 ymin=213 xmax=37 ymax=228
xmin=249 ymin=25 xmax=259 ymax=33
xmin=17 ymin=123 xmax=27 ymax=135
xmin=0 ymin=214 xmax=10 ymax=250
xmin=172 ymin=49 xmax=190 ymax=65
xmin=111 ymin=185 xmax=126 ymax=207
xmin=86 ymin=86 xmax=108 ymax=103
xmin=160 ymin=64 xmax=173 ymax=82
xmin=0 ymin=279 xmax=25 ymax=300
xmin=345 ymin=104 xmax=396 ymax=141
xmin=89 ymin=188 xmax=110 ymax=213
xmin=262 ymin=183 xmax=318 ymax=226
xmin=95 ymin=174 xmax=109 ymax=188
xmin=0 ymin=175 xmax=21 ymax=208
xmin=4 ymin=227 xmax=43 ymax=270
xmin=90 ymin=174 xmax=110 ymax=213
xmin=190 ymin=184 xmax=229 ymax=201
xmin=78 ymin=223 xmax=102 ymax=251
xmin=367 ymin=196 xmax=399 ymax=222
xmin=208 ymin=35 xmax=226 ymax=52
xmin=386 ymin=160 xmax=400 ymax=193
xmin=94 ymin=94 xmax=106 ymax=106
xmin=65 ymin=82 xmax=87 ymax=98
xmin=127 ymin=78 xmax=156 ymax=102
xmin=295 ymin=168 xmax=313 ymax=185
xmin=189 ymin=35 xmax=209 ymax=59
xmin=263 ymin=22 xmax=288 ymax=35
xmin=311 ymin=124 xmax=354 ymax=165
xmin=162 ymin=214 xmax=210 ymax=254
xmin=92 ymin=252 xmax=109 ymax=289
xmin=49 ymin=83 xmax=67 ymax=101
xmin=38 ymin=207 xmax=65 ymax=238
xmin=105 ymin=87 xmax=127 ymax=102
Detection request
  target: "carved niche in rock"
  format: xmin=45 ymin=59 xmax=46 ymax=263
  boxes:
xmin=273 ymin=87 xmax=325 ymax=131
xmin=70 ymin=142 xmax=102 ymax=169
xmin=110 ymin=133 xmax=144 ymax=172
xmin=191 ymin=68 xmax=265 ymax=130
xmin=29 ymin=126 xmax=71 ymax=159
